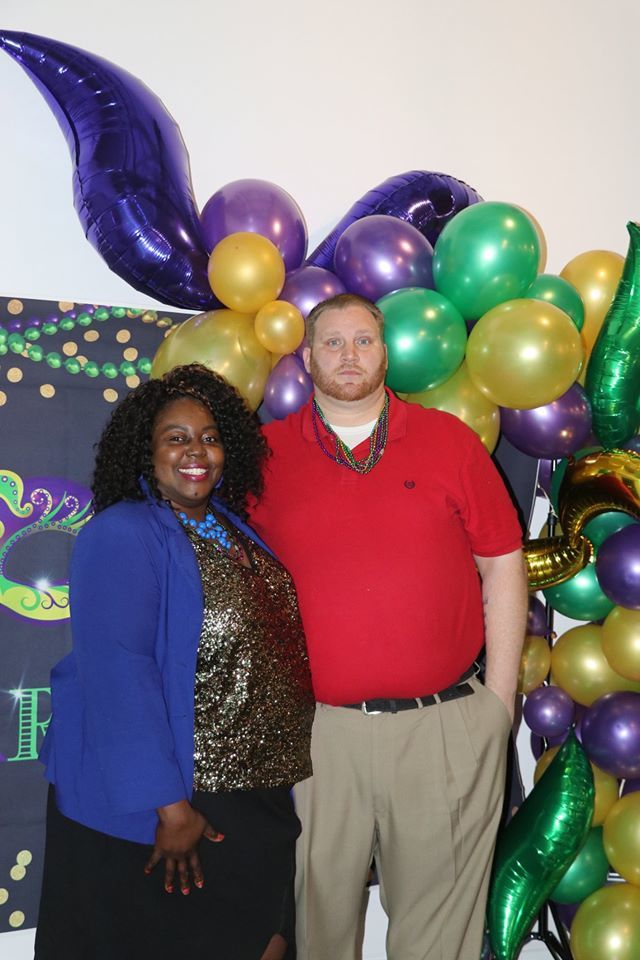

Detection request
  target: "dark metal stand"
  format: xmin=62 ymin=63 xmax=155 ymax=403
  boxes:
xmin=521 ymin=901 xmax=573 ymax=959
xmin=518 ymin=472 xmax=573 ymax=959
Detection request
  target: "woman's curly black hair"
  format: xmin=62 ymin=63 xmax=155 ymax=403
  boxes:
xmin=92 ymin=364 xmax=268 ymax=519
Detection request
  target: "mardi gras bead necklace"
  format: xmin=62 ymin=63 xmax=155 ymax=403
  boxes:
xmin=311 ymin=394 xmax=389 ymax=474
xmin=176 ymin=510 xmax=243 ymax=561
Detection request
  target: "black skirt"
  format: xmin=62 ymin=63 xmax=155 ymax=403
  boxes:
xmin=35 ymin=785 xmax=300 ymax=960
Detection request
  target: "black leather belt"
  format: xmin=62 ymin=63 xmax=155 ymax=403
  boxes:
xmin=341 ymin=666 xmax=477 ymax=715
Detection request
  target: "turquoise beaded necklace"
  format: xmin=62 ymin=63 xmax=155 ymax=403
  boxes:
xmin=176 ymin=510 xmax=243 ymax=560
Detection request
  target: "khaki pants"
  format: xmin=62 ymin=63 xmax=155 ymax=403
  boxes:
xmin=293 ymin=677 xmax=511 ymax=960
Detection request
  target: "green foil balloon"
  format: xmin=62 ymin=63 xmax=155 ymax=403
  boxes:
xmin=487 ymin=732 xmax=594 ymax=960
xmin=586 ymin=222 xmax=640 ymax=447
xmin=432 ymin=201 xmax=539 ymax=320
xmin=377 ymin=287 xmax=467 ymax=393
xmin=526 ymin=273 xmax=585 ymax=332
xmin=543 ymin=562 xmax=614 ymax=622
xmin=550 ymin=826 xmax=609 ymax=904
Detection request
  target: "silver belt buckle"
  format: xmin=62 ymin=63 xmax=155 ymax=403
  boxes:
xmin=361 ymin=701 xmax=382 ymax=715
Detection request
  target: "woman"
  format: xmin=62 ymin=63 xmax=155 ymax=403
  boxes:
xmin=35 ymin=364 xmax=314 ymax=960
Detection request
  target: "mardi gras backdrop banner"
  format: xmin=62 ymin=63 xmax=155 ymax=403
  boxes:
xmin=0 ymin=293 xmax=538 ymax=935
xmin=0 ymin=295 xmax=188 ymax=933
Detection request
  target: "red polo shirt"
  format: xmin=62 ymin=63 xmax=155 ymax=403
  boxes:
xmin=250 ymin=391 xmax=522 ymax=705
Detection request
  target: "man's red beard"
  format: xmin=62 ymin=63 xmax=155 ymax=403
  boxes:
xmin=309 ymin=356 xmax=387 ymax=402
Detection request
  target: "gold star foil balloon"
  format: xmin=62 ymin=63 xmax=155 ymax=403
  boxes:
xmin=524 ymin=448 xmax=640 ymax=589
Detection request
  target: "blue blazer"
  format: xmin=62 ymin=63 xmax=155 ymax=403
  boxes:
xmin=40 ymin=493 xmax=274 ymax=844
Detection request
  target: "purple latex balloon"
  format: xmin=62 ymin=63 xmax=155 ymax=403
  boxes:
xmin=0 ymin=32 xmax=216 ymax=311
xmin=595 ymin=524 xmax=640 ymax=608
xmin=263 ymin=355 xmax=313 ymax=420
xmin=280 ymin=266 xmax=346 ymax=319
xmin=551 ymin=900 xmax=579 ymax=930
xmin=500 ymin=384 xmax=593 ymax=459
xmin=200 ymin=179 xmax=307 ymax=272
xmin=523 ymin=686 xmax=575 ymax=739
xmin=582 ymin=692 xmax=640 ymax=778
xmin=334 ymin=215 xmax=433 ymax=301
xmin=528 ymin=596 xmax=548 ymax=636
xmin=622 ymin=777 xmax=640 ymax=795
xmin=307 ymin=170 xmax=481 ymax=269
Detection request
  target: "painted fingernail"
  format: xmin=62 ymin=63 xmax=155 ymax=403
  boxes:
xmin=195 ymin=879 xmax=204 ymax=889
xmin=143 ymin=866 xmax=151 ymax=875
xmin=165 ymin=884 xmax=173 ymax=893
xmin=181 ymin=886 xmax=190 ymax=896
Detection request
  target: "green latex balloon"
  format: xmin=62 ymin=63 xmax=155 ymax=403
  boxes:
xmin=586 ymin=222 xmax=640 ymax=447
xmin=526 ymin=273 xmax=585 ymax=332
xmin=377 ymin=287 xmax=467 ymax=393
xmin=432 ymin=201 xmax=539 ymax=320
xmin=583 ymin=511 xmax=639 ymax=549
xmin=543 ymin=562 xmax=614 ymax=621
xmin=487 ymin=732 xmax=594 ymax=960
xmin=550 ymin=826 xmax=609 ymax=904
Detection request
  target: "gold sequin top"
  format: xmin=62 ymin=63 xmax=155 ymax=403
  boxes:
xmin=187 ymin=523 xmax=314 ymax=793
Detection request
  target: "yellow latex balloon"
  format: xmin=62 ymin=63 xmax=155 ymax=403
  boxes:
xmin=592 ymin=763 xmax=620 ymax=826
xmin=603 ymin=606 xmax=640 ymax=681
xmin=534 ymin=747 xmax=619 ymax=825
xmin=518 ymin=634 xmax=551 ymax=694
xmin=254 ymin=300 xmax=305 ymax=355
xmin=571 ymin=884 xmax=640 ymax=960
xmin=406 ymin=362 xmax=500 ymax=452
xmin=515 ymin=206 xmax=548 ymax=273
xmin=208 ymin=232 xmax=286 ymax=314
xmin=603 ymin=793 xmax=640 ymax=885
xmin=466 ymin=299 xmax=584 ymax=409
xmin=534 ymin=745 xmax=559 ymax=783
xmin=550 ymin=624 xmax=640 ymax=706
xmin=560 ymin=250 xmax=624 ymax=359
xmin=150 ymin=309 xmax=271 ymax=411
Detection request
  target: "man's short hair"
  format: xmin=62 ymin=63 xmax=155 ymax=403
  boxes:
xmin=305 ymin=293 xmax=385 ymax=345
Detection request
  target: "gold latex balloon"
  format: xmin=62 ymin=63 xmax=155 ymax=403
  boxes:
xmin=254 ymin=300 xmax=305 ymax=355
xmin=466 ymin=298 xmax=584 ymax=409
xmin=518 ymin=634 xmax=551 ymax=694
xmin=150 ymin=309 xmax=271 ymax=411
xmin=603 ymin=793 xmax=640 ymax=884
xmin=535 ymin=748 xmax=619 ymax=825
xmin=208 ymin=232 xmax=286 ymax=314
xmin=406 ymin=362 xmax=500 ymax=452
xmin=591 ymin=763 xmax=620 ymax=826
xmin=603 ymin=606 xmax=640 ymax=681
xmin=550 ymin=623 xmax=640 ymax=706
xmin=534 ymin=746 xmax=559 ymax=783
xmin=560 ymin=249 xmax=624 ymax=359
xmin=571 ymin=884 xmax=640 ymax=960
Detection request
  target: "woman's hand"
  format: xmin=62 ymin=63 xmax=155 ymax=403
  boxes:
xmin=144 ymin=799 xmax=224 ymax=894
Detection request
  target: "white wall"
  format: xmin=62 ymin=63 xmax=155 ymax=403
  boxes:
xmin=0 ymin=1 xmax=637 ymax=956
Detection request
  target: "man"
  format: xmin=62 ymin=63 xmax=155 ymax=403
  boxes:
xmin=250 ymin=293 xmax=527 ymax=960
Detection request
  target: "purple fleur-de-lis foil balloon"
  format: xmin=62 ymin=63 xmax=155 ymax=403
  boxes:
xmin=0 ymin=30 xmax=218 ymax=311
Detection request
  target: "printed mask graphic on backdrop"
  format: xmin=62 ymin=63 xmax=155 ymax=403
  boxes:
xmin=0 ymin=470 xmax=92 ymax=622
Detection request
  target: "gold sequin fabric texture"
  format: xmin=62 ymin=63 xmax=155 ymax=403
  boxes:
xmin=188 ymin=526 xmax=314 ymax=792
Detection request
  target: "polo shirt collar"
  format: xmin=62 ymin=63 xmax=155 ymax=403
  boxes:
xmin=300 ymin=387 xmax=407 ymax=444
